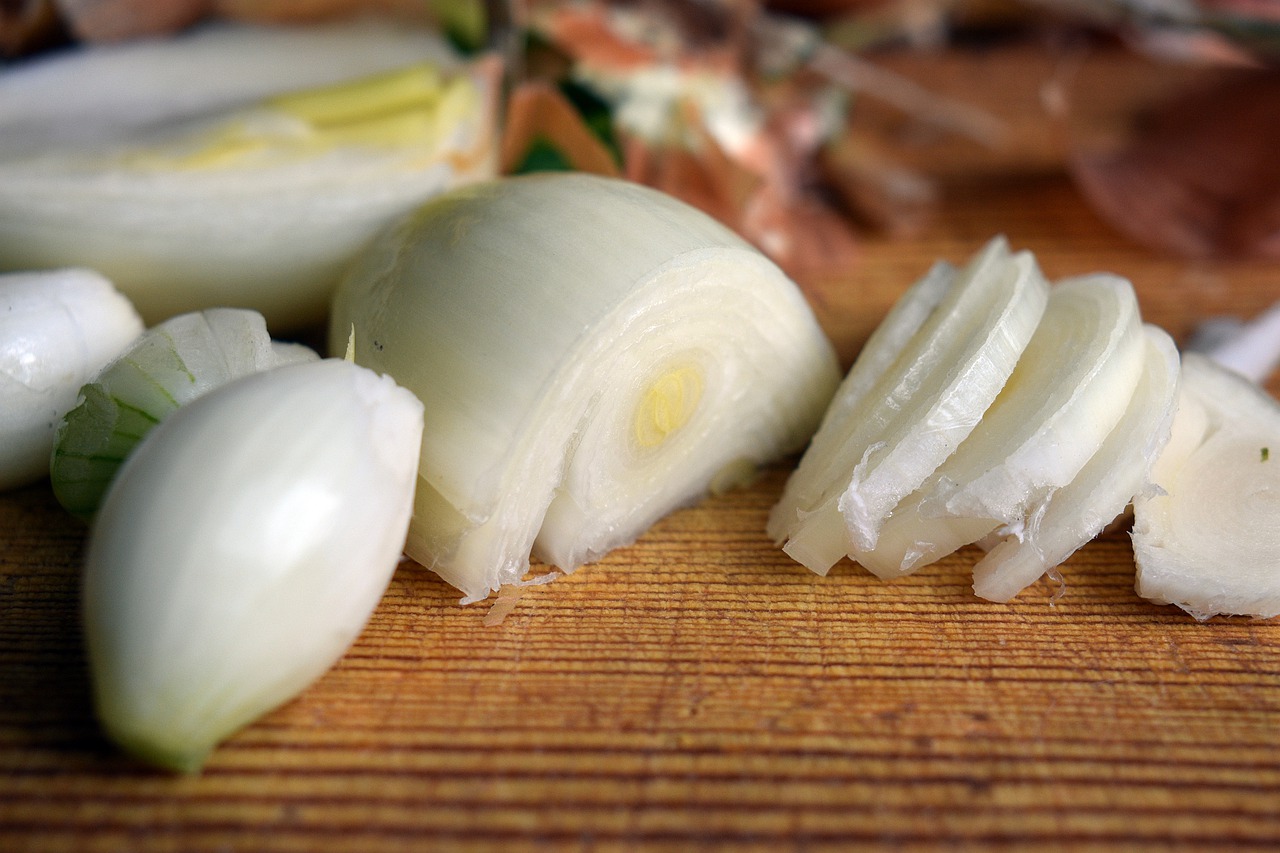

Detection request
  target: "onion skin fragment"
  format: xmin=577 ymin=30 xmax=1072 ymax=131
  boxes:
xmin=83 ymin=359 xmax=423 ymax=773
xmin=330 ymin=173 xmax=840 ymax=603
xmin=0 ymin=268 xmax=143 ymax=491
xmin=1133 ymin=353 xmax=1280 ymax=620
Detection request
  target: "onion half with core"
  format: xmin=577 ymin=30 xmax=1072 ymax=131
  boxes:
xmin=330 ymin=174 xmax=840 ymax=603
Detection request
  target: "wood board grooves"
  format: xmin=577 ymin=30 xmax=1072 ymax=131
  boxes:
xmin=5 ymin=445 xmax=1280 ymax=850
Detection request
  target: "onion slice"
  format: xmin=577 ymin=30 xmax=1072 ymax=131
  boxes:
xmin=858 ymin=274 xmax=1146 ymax=578
xmin=767 ymin=236 xmax=1050 ymax=574
xmin=973 ymin=325 xmax=1180 ymax=601
xmin=331 ymin=173 xmax=840 ymax=603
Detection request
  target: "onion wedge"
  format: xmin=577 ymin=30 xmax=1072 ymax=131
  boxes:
xmin=1132 ymin=353 xmax=1280 ymax=619
xmin=857 ymin=274 xmax=1147 ymax=578
xmin=0 ymin=60 xmax=498 ymax=328
xmin=972 ymin=325 xmax=1180 ymax=601
xmin=331 ymin=174 xmax=839 ymax=603
xmin=0 ymin=20 xmax=462 ymax=159
xmin=84 ymin=359 xmax=423 ymax=772
xmin=767 ymin=236 xmax=1050 ymax=574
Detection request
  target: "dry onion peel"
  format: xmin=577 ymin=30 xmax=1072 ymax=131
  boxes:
xmin=330 ymin=173 xmax=840 ymax=603
xmin=768 ymin=236 xmax=1050 ymax=575
xmin=50 ymin=308 xmax=318 ymax=519
xmin=1132 ymin=353 xmax=1280 ymax=619
xmin=84 ymin=359 xmax=423 ymax=772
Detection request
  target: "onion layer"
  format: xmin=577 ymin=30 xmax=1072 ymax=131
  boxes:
xmin=50 ymin=308 xmax=317 ymax=519
xmin=0 ymin=269 xmax=143 ymax=490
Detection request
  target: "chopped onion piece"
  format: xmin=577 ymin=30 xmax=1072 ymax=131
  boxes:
xmin=1133 ymin=353 xmax=1280 ymax=619
xmin=331 ymin=174 xmax=840 ymax=603
xmin=50 ymin=308 xmax=318 ymax=519
xmin=768 ymin=236 xmax=1050 ymax=574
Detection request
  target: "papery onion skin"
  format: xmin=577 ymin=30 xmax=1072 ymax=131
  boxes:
xmin=331 ymin=173 xmax=840 ymax=603
xmin=83 ymin=359 xmax=423 ymax=772
xmin=0 ymin=269 xmax=143 ymax=491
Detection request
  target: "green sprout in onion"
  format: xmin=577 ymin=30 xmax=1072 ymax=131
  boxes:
xmin=50 ymin=308 xmax=316 ymax=519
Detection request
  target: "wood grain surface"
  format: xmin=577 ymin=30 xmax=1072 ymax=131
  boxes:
xmin=3 ymin=44 xmax=1280 ymax=853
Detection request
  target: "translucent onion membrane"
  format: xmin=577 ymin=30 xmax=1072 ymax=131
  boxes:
xmin=0 ymin=59 xmax=499 ymax=329
xmin=331 ymin=174 xmax=840 ymax=603
xmin=1133 ymin=353 xmax=1280 ymax=619
xmin=84 ymin=359 xmax=423 ymax=773
xmin=0 ymin=269 xmax=143 ymax=491
xmin=50 ymin=308 xmax=318 ymax=519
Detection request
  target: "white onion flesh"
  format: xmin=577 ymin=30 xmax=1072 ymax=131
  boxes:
xmin=0 ymin=269 xmax=143 ymax=490
xmin=855 ymin=273 xmax=1146 ymax=578
xmin=83 ymin=359 xmax=423 ymax=772
xmin=0 ymin=20 xmax=461 ymax=158
xmin=1133 ymin=353 xmax=1280 ymax=619
xmin=972 ymin=325 xmax=1179 ymax=601
xmin=331 ymin=174 xmax=840 ymax=603
xmin=769 ymin=236 xmax=1050 ymax=574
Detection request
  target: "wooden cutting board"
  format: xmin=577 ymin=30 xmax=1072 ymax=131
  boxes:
xmin=3 ymin=51 xmax=1280 ymax=853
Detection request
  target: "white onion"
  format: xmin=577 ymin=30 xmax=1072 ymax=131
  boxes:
xmin=0 ymin=269 xmax=143 ymax=490
xmin=83 ymin=359 xmax=423 ymax=772
xmin=331 ymin=173 xmax=840 ymax=603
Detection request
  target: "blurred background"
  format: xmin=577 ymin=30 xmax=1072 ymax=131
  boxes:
xmin=2 ymin=0 xmax=1276 ymax=344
